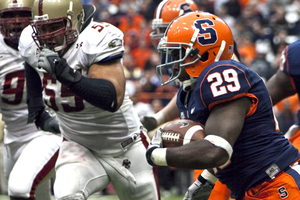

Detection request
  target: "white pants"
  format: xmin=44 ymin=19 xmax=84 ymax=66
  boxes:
xmin=4 ymin=133 xmax=61 ymax=199
xmin=54 ymin=139 xmax=160 ymax=200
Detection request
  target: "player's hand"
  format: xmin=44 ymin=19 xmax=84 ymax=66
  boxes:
xmin=35 ymin=110 xmax=61 ymax=134
xmin=140 ymin=115 xmax=158 ymax=132
xmin=38 ymin=48 xmax=81 ymax=88
xmin=183 ymin=172 xmax=215 ymax=200
xmin=146 ymin=128 xmax=163 ymax=166
xmin=38 ymin=48 xmax=60 ymax=76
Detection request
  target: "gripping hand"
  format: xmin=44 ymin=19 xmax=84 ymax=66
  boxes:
xmin=38 ymin=48 xmax=60 ymax=76
xmin=38 ymin=48 xmax=82 ymax=88
xmin=35 ymin=110 xmax=61 ymax=134
xmin=140 ymin=116 xmax=158 ymax=132
xmin=146 ymin=128 xmax=163 ymax=166
xmin=183 ymin=171 xmax=216 ymax=200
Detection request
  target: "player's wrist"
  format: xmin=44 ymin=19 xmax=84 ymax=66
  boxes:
xmin=55 ymin=58 xmax=82 ymax=88
xmin=200 ymin=169 xmax=217 ymax=185
xmin=153 ymin=112 xmax=165 ymax=126
xmin=147 ymin=148 xmax=167 ymax=166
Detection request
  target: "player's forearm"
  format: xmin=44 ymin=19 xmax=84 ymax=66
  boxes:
xmin=69 ymin=76 xmax=119 ymax=112
xmin=158 ymin=94 xmax=179 ymax=124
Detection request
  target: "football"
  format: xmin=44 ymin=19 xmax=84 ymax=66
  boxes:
xmin=161 ymin=119 xmax=205 ymax=148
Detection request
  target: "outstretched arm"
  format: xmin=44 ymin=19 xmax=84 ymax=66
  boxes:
xmin=266 ymin=69 xmax=296 ymax=105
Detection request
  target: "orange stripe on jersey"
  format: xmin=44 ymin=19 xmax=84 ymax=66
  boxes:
xmin=207 ymin=93 xmax=258 ymax=114
xmin=244 ymin=93 xmax=259 ymax=118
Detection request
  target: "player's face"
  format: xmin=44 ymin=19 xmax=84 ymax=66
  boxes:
xmin=171 ymin=48 xmax=190 ymax=82
xmin=35 ymin=20 xmax=65 ymax=49
xmin=173 ymin=62 xmax=190 ymax=82
xmin=0 ymin=10 xmax=31 ymax=41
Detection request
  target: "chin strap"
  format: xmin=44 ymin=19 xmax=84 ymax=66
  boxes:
xmin=182 ymin=76 xmax=197 ymax=92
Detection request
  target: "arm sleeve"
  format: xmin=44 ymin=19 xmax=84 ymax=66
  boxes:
xmin=24 ymin=62 xmax=45 ymax=123
xmin=69 ymin=76 xmax=118 ymax=112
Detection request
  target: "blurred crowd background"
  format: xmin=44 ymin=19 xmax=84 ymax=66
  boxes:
xmin=1 ymin=0 xmax=300 ymax=197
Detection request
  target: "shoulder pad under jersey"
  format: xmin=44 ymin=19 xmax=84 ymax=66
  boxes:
xmin=198 ymin=60 xmax=261 ymax=109
xmin=18 ymin=25 xmax=37 ymax=67
xmin=79 ymin=21 xmax=124 ymax=56
xmin=281 ymin=40 xmax=300 ymax=76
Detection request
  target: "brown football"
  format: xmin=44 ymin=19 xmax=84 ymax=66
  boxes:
xmin=161 ymin=119 xmax=205 ymax=148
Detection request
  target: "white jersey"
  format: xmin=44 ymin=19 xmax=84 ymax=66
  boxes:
xmin=19 ymin=22 xmax=141 ymax=156
xmin=0 ymin=34 xmax=45 ymax=144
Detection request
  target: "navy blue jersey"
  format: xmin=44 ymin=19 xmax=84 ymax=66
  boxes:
xmin=281 ymin=39 xmax=300 ymax=125
xmin=176 ymin=59 xmax=300 ymax=199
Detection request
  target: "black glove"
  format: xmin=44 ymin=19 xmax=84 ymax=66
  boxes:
xmin=35 ymin=110 xmax=60 ymax=134
xmin=140 ymin=115 xmax=158 ymax=132
xmin=38 ymin=48 xmax=81 ymax=88
xmin=183 ymin=171 xmax=216 ymax=200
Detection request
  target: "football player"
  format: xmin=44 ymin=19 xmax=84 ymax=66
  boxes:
xmin=143 ymin=0 xmax=232 ymax=199
xmin=0 ymin=0 xmax=61 ymax=200
xmin=18 ymin=0 xmax=160 ymax=199
xmin=146 ymin=11 xmax=300 ymax=200
xmin=266 ymin=40 xmax=300 ymax=152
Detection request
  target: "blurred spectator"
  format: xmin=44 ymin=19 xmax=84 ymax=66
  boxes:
xmin=139 ymin=0 xmax=158 ymax=22
xmin=249 ymin=42 xmax=276 ymax=82
xmin=224 ymin=0 xmax=241 ymax=18
xmin=216 ymin=3 xmax=236 ymax=29
xmin=132 ymin=39 xmax=152 ymax=70
xmin=273 ymin=28 xmax=289 ymax=53
xmin=251 ymin=18 xmax=275 ymax=54
xmin=118 ymin=3 xmax=145 ymax=33
xmin=151 ymin=99 xmax=164 ymax=114
xmin=269 ymin=1 xmax=288 ymax=31
xmin=197 ymin=0 xmax=215 ymax=14
xmin=276 ymin=100 xmax=297 ymax=134
xmin=123 ymin=45 xmax=142 ymax=80
xmin=144 ymin=48 xmax=160 ymax=71
xmin=126 ymin=80 xmax=155 ymax=116
xmin=284 ymin=0 xmax=300 ymax=36
xmin=236 ymin=31 xmax=256 ymax=67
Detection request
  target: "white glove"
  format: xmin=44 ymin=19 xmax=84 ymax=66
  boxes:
xmin=145 ymin=128 xmax=164 ymax=166
xmin=183 ymin=170 xmax=217 ymax=200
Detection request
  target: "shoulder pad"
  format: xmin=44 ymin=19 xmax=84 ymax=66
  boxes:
xmin=80 ymin=22 xmax=124 ymax=55
xmin=198 ymin=60 xmax=261 ymax=108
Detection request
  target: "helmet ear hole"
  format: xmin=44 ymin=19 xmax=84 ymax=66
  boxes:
xmin=200 ymin=52 xmax=208 ymax=62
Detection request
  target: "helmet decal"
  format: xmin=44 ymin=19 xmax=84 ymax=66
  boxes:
xmin=194 ymin=19 xmax=217 ymax=46
xmin=38 ymin=0 xmax=43 ymax=16
xmin=179 ymin=3 xmax=194 ymax=15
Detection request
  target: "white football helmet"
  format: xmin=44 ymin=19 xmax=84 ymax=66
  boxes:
xmin=31 ymin=0 xmax=84 ymax=53
xmin=0 ymin=0 xmax=34 ymax=42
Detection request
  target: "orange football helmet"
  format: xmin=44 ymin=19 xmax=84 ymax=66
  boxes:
xmin=156 ymin=11 xmax=234 ymax=86
xmin=150 ymin=0 xmax=198 ymax=48
xmin=0 ymin=0 xmax=34 ymax=42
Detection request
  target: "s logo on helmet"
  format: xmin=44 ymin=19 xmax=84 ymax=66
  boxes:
xmin=194 ymin=19 xmax=217 ymax=46
xmin=179 ymin=3 xmax=193 ymax=15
